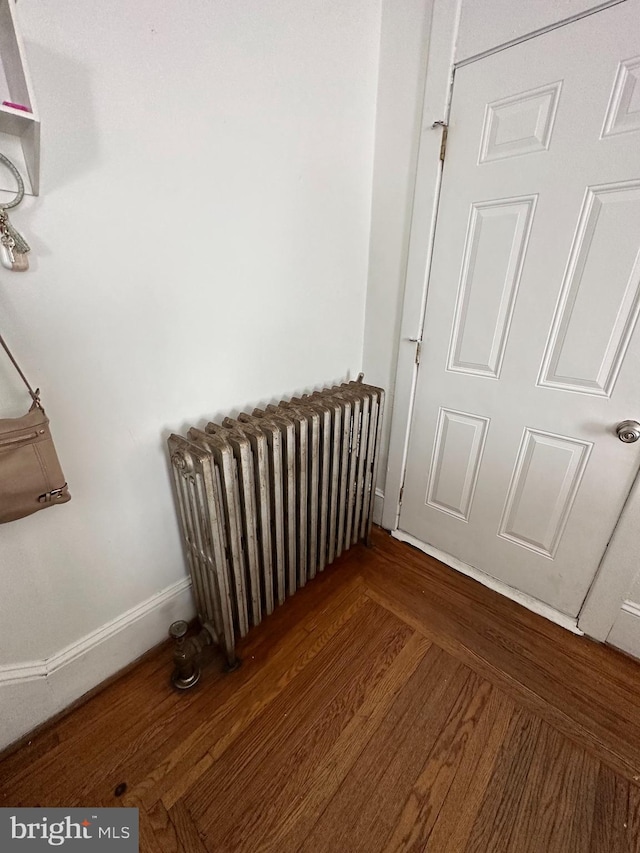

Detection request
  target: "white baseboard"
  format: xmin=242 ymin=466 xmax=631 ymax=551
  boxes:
xmin=392 ymin=529 xmax=583 ymax=636
xmin=0 ymin=577 xmax=194 ymax=751
xmin=373 ymin=488 xmax=384 ymax=527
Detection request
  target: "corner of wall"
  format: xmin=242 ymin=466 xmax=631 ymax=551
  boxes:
xmin=361 ymin=0 xmax=434 ymax=509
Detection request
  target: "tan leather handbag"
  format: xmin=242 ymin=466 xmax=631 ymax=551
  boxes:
xmin=0 ymin=332 xmax=70 ymax=523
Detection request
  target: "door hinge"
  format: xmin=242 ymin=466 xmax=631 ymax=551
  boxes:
xmin=399 ymin=484 xmax=404 ymax=505
xmin=440 ymin=125 xmax=448 ymax=162
xmin=408 ymin=336 xmax=422 ymax=365
xmin=432 ymin=120 xmax=448 ymax=162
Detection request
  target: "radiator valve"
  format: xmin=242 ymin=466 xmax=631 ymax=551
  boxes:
xmin=169 ymin=620 xmax=201 ymax=690
xmin=169 ymin=619 xmax=240 ymax=689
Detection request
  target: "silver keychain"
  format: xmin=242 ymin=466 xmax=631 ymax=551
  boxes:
xmin=0 ymin=153 xmax=30 ymax=272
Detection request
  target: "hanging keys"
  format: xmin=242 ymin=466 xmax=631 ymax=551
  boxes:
xmin=0 ymin=155 xmax=31 ymax=272
xmin=0 ymin=208 xmax=29 ymax=271
xmin=5 ymin=219 xmax=29 ymax=255
xmin=0 ymin=232 xmax=15 ymax=268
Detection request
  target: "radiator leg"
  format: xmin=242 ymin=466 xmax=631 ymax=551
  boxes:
xmin=223 ymin=648 xmax=242 ymax=673
xmin=169 ymin=620 xmax=201 ymax=690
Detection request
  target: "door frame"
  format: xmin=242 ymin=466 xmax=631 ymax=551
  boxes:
xmin=381 ymin=0 xmax=460 ymax=533
xmin=578 ymin=470 xmax=640 ymax=640
xmin=382 ymin=0 xmax=638 ymax=639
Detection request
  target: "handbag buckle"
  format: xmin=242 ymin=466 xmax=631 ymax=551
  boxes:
xmin=38 ymin=484 xmax=67 ymax=503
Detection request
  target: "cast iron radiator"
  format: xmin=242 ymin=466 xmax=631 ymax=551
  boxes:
xmin=166 ymin=376 xmax=384 ymax=688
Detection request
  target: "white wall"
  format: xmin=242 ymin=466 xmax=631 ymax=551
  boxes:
xmin=362 ymin=0 xmax=433 ymax=522
xmin=0 ymin=0 xmax=381 ymax=749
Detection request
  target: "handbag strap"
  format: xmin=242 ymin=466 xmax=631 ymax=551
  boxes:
xmin=0 ymin=330 xmax=41 ymax=407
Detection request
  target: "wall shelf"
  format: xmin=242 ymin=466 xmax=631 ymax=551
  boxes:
xmin=0 ymin=0 xmax=39 ymax=195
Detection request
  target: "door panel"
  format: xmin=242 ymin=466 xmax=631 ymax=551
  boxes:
xmin=602 ymin=55 xmax=640 ymax=137
xmin=497 ymin=428 xmax=592 ymax=559
xmin=539 ymin=181 xmax=640 ymax=395
xmin=426 ymin=407 xmax=489 ymax=521
xmin=449 ymin=195 xmax=537 ymax=378
xmin=399 ymin=0 xmax=640 ymax=617
xmin=478 ymin=81 xmax=563 ymax=163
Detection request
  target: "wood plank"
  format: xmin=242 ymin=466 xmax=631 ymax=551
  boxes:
xmin=627 ymin=783 xmax=640 ymax=851
xmin=363 ymin=541 xmax=640 ymax=783
xmin=254 ymin=632 xmax=431 ymax=853
xmin=589 ymin=763 xmax=631 ymax=853
xmin=139 ymin=814 xmax=161 ymax=853
xmin=189 ymin=598 xmax=411 ymax=844
xmin=365 ymin=585 xmax=605 ymax=756
xmin=169 ymin=801 xmax=214 ymax=853
xmin=382 ymin=672 xmax=492 ymax=852
xmin=146 ymin=800 xmax=180 ymax=853
xmin=298 ymin=646 xmax=469 ymax=853
xmin=125 ymin=793 xmax=166 ymax=853
xmin=145 ymin=799 xmax=210 ymax=853
xmin=423 ymin=688 xmax=516 ymax=852
xmin=464 ymin=705 xmax=542 ymax=852
xmin=508 ymin=723 xmax=599 ymax=853
xmin=567 ymin=751 xmax=601 ymax=853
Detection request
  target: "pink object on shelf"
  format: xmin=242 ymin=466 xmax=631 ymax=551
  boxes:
xmin=2 ymin=101 xmax=31 ymax=113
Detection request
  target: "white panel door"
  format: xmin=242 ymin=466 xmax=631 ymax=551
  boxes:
xmin=400 ymin=0 xmax=640 ymax=618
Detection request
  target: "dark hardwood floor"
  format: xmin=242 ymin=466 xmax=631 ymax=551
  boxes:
xmin=2 ymin=528 xmax=640 ymax=851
